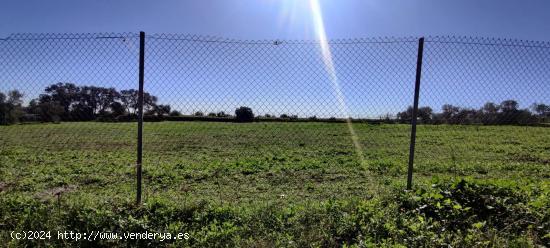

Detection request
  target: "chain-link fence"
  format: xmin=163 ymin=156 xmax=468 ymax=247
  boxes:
xmin=0 ymin=33 xmax=140 ymax=195
xmin=142 ymin=34 xmax=421 ymax=202
xmin=0 ymin=33 xmax=549 ymax=204
xmin=417 ymin=37 xmax=550 ymax=181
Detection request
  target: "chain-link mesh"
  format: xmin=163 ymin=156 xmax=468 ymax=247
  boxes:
xmin=143 ymin=34 xmax=419 ymax=202
xmin=417 ymin=36 xmax=550 ymax=180
xmin=0 ymin=33 xmax=140 ymax=193
xmin=1 ymin=33 xmax=549 ymax=206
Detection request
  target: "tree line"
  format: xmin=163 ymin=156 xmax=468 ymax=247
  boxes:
xmin=396 ymin=100 xmax=549 ymax=125
xmin=0 ymin=83 xmax=258 ymax=125
xmin=0 ymin=83 xmax=171 ymax=124
xmin=1 ymin=84 xmax=549 ymax=125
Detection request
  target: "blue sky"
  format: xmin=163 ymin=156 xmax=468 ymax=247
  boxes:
xmin=1 ymin=0 xmax=550 ymax=41
xmin=1 ymin=0 xmax=549 ymax=117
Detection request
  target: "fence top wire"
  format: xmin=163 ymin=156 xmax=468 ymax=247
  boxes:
xmin=147 ymin=33 xmax=419 ymax=45
xmin=3 ymin=33 xmax=550 ymax=48
xmin=425 ymin=35 xmax=550 ymax=49
xmin=0 ymin=33 xmax=140 ymax=41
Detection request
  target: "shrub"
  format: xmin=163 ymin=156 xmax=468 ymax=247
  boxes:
xmin=235 ymin=106 xmax=254 ymax=122
xmin=169 ymin=110 xmax=182 ymax=117
xmin=115 ymin=114 xmax=137 ymax=122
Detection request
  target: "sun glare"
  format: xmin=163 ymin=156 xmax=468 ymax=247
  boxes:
xmin=308 ymin=0 xmax=365 ymax=163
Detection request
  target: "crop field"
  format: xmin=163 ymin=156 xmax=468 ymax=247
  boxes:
xmin=1 ymin=122 xmax=549 ymax=247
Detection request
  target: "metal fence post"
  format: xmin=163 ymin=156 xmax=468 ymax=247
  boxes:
xmin=407 ymin=37 xmax=425 ymax=190
xmin=137 ymin=31 xmax=145 ymax=204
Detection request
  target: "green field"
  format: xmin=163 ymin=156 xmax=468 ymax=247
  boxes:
xmin=1 ymin=122 xmax=549 ymax=247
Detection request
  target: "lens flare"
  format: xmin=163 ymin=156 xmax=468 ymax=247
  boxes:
xmin=309 ymin=0 xmax=365 ymax=163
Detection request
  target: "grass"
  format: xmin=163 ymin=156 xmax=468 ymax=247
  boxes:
xmin=0 ymin=122 xmax=549 ymax=247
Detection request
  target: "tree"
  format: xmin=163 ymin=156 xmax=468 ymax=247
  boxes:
xmin=500 ymin=100 xmax=519 ymax=113
xmin=78 ymin=86 xmax=120 ymax=115
xmin=78 ymin=86 xmax=99 ymax=114
xmin=441 ymin=104 xmax=460 ymax=123
xmin=26 ymin=99 xmax=39 ymax=115
xmin=7 ymin=90 xmax=23 ymax=105
xmin=0 ymin=90 xmax=25 ymax=124
xmin=44 ymin=83 xmax=80 ymax=119
xmin=454 ymin=108 xmax=479 ymax=124
xmin=37 ymin=101 xmax=64 ymax=123
xmin=70 ymin=103 xmax=95 ymax=121
xmin=418 ymin=107 xmax=433 ymax=123
xmin=235 ymin=106 xmax=254 ymax=122
xmin=110 ymin=102 xmax=126 ymax=117
xmin=120 ymin=89 xmax=138 ymax=114
xmin=98 ymin=87 xmax=120 ymax=114
xmin=0 ymin=92 xmax=7 ymax=124
xmin=217 ymin=111 xmax=228 ymax=117
xmin=482 ymin=102 xmax=499 ymax=114
xmin=119 ymin=89 xmax=158 ymax=114
xmin=397 ymin=106 xmax=433 ymax=123
xmin=532 ymin=103 xmax=549 ymax=117
xmin=481 ymin=102 xmax=499 ymax=124
xmin=143 ymin=93 xmax=158 ymax=112
xmin=150 ymin=104 xmax=170 ymax=116
xmin=397 ymin=106 xmax=413 ymax=123
xmin=194 ymin=111 xmax=204 ymax=117
xmin=169 ymin=110 xmax=182 ymax=116
xmin=498 ymin=100 xmax=520 ymax=124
